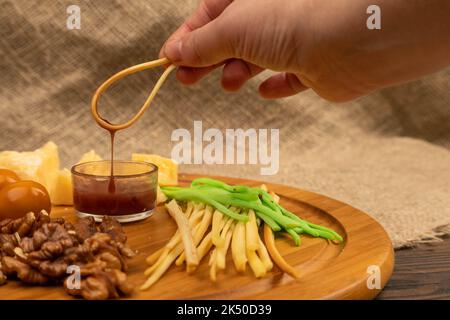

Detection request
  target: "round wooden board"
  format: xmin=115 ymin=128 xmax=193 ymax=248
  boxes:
xmin=0 ymin=174 xmax=394 ymax=300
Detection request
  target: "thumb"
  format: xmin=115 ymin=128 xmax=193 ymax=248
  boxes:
xmin=164 ymin=19 xmax=234 ymax=67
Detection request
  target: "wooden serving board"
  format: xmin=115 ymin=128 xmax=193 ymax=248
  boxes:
xmin=0 ymin=174 xmax=394 ymax=300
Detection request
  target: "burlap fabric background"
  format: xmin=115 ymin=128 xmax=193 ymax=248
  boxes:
xmin=1 ymin=0 xmax=449 ymax=248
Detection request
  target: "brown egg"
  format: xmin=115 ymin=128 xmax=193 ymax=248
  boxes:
xmin=0 ymin=181 xmax=51 ymax=220
xmin=0 ymin=168 xmax=20 ymax=190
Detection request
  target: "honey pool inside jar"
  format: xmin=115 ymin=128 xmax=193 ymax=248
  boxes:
xmin=71 ymin=160 xmax=158 ymax=222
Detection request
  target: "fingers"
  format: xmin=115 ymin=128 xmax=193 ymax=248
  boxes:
xmin=159 ymin=24 xmax=190 ymax=59
xmin=176 ymin=64 xmax=223 ymax=85
xmin=259 ymin=73 xmax=309 ymax=99
xmin=164 ymin=16 xmax=234 ymax=67
xmin=175 ymin=59 xmax=263 ymax=89
xmin=161 ymin=0 xmax=234 ymax=61
xmin=221 ymin=59 xmax=264 ymax=91
xmin=175 ymin=59 xmax=263 ymax=88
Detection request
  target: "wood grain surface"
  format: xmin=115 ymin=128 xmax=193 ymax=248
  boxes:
xmin=378 ymin=238 xmax=450 ymax=300
xmin=0 ymin=174 xmax=394 ymax=300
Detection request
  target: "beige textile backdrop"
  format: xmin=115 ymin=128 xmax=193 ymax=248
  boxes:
xmin=0 ymin=0 xmax=449 ymax=248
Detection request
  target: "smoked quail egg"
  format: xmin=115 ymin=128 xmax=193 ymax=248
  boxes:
xmin=0 ymin=180 xmax=51 ymax=220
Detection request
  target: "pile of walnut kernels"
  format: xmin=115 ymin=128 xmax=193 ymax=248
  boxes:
xmin=0 ymin=211 xmax=135 ymax=299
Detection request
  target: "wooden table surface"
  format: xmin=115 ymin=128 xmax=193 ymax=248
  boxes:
xmin=377 ymin=237 xmax=450 ymax=300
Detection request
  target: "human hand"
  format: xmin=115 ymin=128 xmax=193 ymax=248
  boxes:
xmin=162 ymin=0 xmax=450 ymax=102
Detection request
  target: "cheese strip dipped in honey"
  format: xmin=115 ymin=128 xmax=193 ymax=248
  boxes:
xmin=264 ymin=224 xmax=300 ymax=278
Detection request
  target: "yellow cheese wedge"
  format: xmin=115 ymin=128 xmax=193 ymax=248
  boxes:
xmin=78 ymin=150 xmax=102 ymax=164
xmin=0 ymin=141 xmax=60 ymax=201
xmin=131 ymin=153 xmax=178 ymax=186
xmin=53 ymin=150 xmax=104 ymax=205
xmin=52 ymin=168 xmax=73 ymax=206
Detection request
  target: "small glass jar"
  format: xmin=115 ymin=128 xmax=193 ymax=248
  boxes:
xmin=71 ymin=160 xmax=158 ymax=223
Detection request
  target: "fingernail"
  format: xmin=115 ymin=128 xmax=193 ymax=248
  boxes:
xmin=164 ymin=39 xmax=182 ymax=62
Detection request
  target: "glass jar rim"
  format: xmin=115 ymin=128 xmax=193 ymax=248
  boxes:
xmin=71 ymin=160 xmax=158 ymax=179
